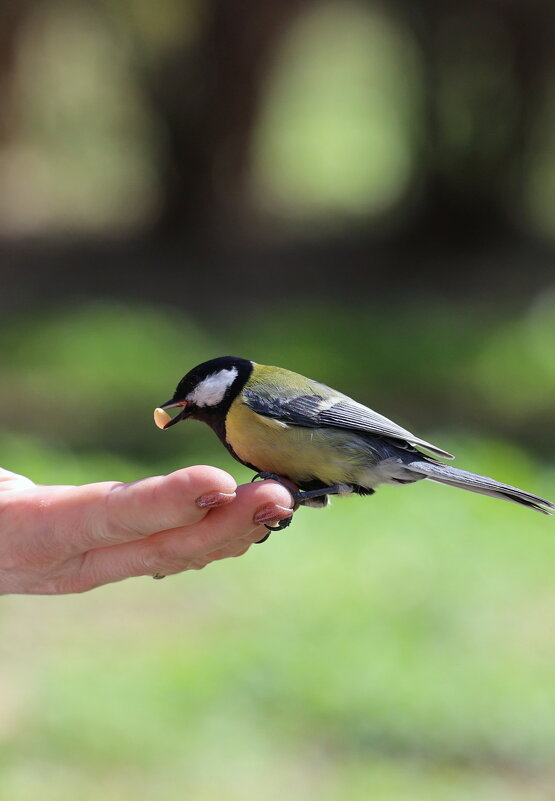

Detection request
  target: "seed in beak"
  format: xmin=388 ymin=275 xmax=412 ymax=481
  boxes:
xmin=154 ymin=407 xmax=172 ymax=429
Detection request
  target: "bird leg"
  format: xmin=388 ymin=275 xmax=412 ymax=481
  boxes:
xmin=250 ymin=471 xmax=348 ymax=542
xmin=251 ymin=470 xmax=347 ymax=504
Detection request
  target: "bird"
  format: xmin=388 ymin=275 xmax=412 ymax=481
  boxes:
xmin=154 ymin=356 xmax=554 ymax=537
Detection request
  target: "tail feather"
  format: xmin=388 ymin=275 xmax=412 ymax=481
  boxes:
xmin=404 ymin=460 xmax=554 ymax=515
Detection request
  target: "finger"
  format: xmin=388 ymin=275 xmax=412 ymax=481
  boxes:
xmin=201 ymin=536 xmax=254 ymax=563
xmin=80 ymin=480 xmax=294 ymax=586
xmin=49 ymin=466 xmax=238 ymax=551
xmin=178 ymin=539 xmax=254 ymax=571
xmin=151 ymin=478 xmax=295 ymax=556
xmin=0 ymin=467 xmax=35 ymax=492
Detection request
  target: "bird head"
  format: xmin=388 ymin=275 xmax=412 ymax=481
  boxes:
xmin=155 ymin=356 xmax=253 ymax=429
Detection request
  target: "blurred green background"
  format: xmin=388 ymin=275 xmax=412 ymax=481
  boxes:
xmin=1 ymin=1 xmax=555 ymax=799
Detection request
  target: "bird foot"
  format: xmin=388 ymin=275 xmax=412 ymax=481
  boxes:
xmin=250 ymin=472 xmax=348 ymax=542
xmin=251 ymin=471 xmax=346 ymax=506
xmin=251 ymin=472 xmax=297 ymax=541
xmin=251 ymin=471 xmax=301 ymax=504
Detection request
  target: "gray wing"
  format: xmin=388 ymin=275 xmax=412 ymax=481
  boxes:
xmin=243 ymin=386 xmax=454 ymax=460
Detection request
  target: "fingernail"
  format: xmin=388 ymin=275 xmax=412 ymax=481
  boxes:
xmin=253 ymin=504 xmax=292 ymax=525
xmin=196 ymin=491 xmax=236 ymax=508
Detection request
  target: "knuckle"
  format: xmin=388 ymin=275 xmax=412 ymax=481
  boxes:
xmin=142 ymin=541 xmax=190 ymax=575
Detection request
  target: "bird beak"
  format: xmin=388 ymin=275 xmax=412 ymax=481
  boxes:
xmin=154 ymin=399 xmax=190 ymax=429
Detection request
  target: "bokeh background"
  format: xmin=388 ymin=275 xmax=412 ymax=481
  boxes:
xmin=1 ymin=1 xmax=555 ymax=799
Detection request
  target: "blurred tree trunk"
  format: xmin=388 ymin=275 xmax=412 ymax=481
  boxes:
xmin=0 ymin=1 xmax=33 ymax=142
xmin=398 ymin=0 xmax=553 ymax=248
xmin=143 ymin=0 xmax=313 ymax=241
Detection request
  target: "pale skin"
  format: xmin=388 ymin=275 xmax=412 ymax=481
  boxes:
xmin=0 ymin=465 xmax=294 ymax=595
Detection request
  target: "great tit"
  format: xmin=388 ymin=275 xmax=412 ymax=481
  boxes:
xmin=154 ymin=356 xmax=554 ymax=535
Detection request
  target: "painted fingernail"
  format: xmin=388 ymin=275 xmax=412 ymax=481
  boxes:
xmin=196 ymin=491 xmax=236 ymax=508
xmin=253 ymin=504 xmax=293 ymax=525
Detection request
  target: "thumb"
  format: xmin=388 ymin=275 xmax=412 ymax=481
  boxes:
xmin=0 ymin=467 xmax=36 ymax=492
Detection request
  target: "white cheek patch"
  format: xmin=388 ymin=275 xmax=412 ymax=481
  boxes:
xmin=187 ymin=367 xmax=239 ymax=407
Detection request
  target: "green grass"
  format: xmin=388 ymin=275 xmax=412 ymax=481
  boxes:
xmin=1 ymin=438 xmax=554 ymax=800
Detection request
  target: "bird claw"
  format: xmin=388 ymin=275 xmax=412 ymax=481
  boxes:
xmin=264 ymin=516 xmax=293 ymax=532
xmin=250 ymin=471 xmax=302 ymax=505
xmin=251 ymin=471 xmax=296 ymax=542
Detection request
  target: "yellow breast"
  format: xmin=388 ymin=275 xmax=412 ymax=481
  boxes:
xmin=225 ymin=398 xmax=355 ymax=485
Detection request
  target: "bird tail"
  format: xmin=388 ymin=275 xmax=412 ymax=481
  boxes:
xmin=403 ymin=459 xmax=554 ymax=515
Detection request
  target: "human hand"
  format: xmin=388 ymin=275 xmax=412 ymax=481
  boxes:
xmin=0 ymin=465 xmax=294 ymax=595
